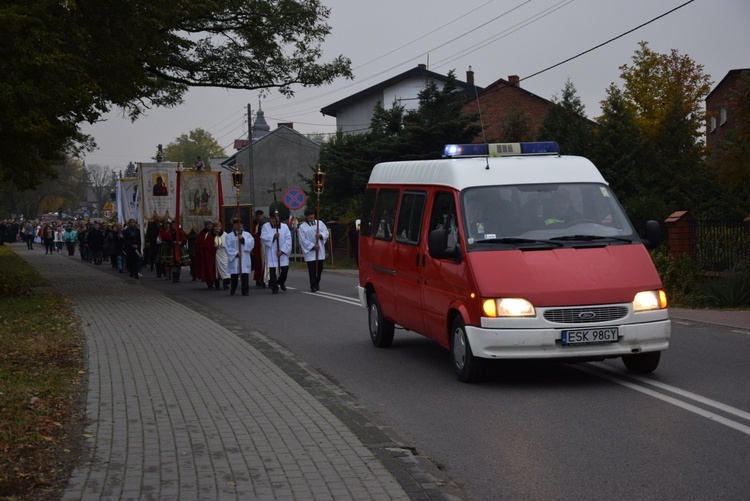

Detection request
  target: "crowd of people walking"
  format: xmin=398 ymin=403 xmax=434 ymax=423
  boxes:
xmin=1 ymin=212 xmax=330 ymax=296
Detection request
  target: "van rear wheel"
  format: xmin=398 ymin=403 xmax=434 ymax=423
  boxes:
xmin=368 ymin=293 xmax=394 ymax=348
xmin=622 ymin=351 xmax=661 ymax=374
xmin=451 ymin=317 xmax=482 ymax=383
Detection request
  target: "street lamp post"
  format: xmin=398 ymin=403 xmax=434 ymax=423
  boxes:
xmin=232 ymin=165 xmax=244 ymax=273
xmin=313 ymin=164 xmax=325 ymax=274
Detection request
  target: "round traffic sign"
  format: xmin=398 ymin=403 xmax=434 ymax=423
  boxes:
xmin=283 ymin=187 xmax=306 ymax=210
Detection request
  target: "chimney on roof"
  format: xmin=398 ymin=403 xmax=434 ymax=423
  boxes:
xmin=508 ymin=75 xmax=520 ymax=87
xmin=418 ymin=63 xmax=427 ymax=70
xmin=466 ymin=66 xmax=474 ymax=86
xmin=277 ymin=122 xmax=293 ymax=129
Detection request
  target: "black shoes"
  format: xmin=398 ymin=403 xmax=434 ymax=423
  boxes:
xmin=279 ymin=284 xmax=286 ymax=291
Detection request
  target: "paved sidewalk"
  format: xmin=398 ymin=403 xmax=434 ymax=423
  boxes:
xmin=18 ymin=248 xmax=453 ymax=501
xmin=668 ymin=307 xmax=750 ymax=331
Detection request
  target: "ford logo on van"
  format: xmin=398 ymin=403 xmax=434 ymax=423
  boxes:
xmin=578 ymin=311 xmax=596 ymax=320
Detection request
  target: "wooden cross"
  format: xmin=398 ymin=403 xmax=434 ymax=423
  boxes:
xmin=267 ymin=182 xmax=282 ymax=203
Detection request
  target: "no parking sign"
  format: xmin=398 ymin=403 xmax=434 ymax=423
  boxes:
xmin=283 ymin=187 xmax=306 ymax=211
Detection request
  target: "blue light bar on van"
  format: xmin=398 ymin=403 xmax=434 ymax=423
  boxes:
xmin=518 ymin=141 xmax=559 ymax=154
xmin=443 ymin=141 xmax=560 ymax=158
xmin=443 ymin=144 xmax=489 ymax=157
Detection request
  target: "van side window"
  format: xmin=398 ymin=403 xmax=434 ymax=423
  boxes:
xmin=429 ymin=191 xmax=459 ymax=249
xmin=395 ymin=191 xmax=426 ymax=245
xmin=373 ymin=188 xmax=399 ymax=241
xmin=360 ymin=188 xmax=377 ymax=237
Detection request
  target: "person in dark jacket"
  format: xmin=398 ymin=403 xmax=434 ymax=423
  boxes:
xmin=87 ymin=221 xmax=105 ymax=264
xmin=123 ymin=219 xmax=142 ymax=279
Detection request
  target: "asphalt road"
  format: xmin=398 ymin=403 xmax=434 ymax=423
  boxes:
xmin=140 ymin=265 xmax=750 ymax=500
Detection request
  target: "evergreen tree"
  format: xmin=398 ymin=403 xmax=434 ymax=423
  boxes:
xmin=537 ymin=79 xmax=592 ymax=156
xmin=496 ymin=106 xmax=534 ymax=143
xmin=591 ymin=85 xmax=654 ymax=221
xmin=401 ymin=71 xmax=481 ymax=159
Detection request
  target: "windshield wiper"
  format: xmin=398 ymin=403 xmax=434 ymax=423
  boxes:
xmin=474 ymin=237 xmax=564 ymax=247
xmin=550 ymin=235 xmax=633 ymax=243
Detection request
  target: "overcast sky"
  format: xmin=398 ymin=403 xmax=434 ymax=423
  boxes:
xmin=80 ymin=0 xmax=750 ymax=170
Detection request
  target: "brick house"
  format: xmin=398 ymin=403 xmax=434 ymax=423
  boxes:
xmin=706 ymin=68 xmax=750 ymax=150
xmin=462 ymin=74 xmax=553 ymax=142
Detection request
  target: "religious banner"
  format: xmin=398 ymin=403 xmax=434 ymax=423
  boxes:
xmin=176 ymin=170 xmax=224 ymax=235
xmin=117 ymin=177 xmax=139 ymax=224
xmin=138 ymin=162 xmax=180 ymax=223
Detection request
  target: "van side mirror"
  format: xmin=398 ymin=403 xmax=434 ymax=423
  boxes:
xmin=642 ymin=220 xmax=661 ymax=250
xmin=428 ymin=228 xmax=462 ymax=262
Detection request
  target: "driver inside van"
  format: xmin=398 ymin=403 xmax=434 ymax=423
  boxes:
xmin=545 ymin=189 xmax=581 ymax=226
xmin=465 ymin=195 xmax=499 ymax=241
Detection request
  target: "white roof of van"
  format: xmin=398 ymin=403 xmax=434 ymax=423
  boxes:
xmin=368 ymin=155 xmax=606 ymax=191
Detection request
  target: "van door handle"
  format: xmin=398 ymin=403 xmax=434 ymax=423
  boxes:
xmin=415 ymin=254 xmax=420 ymax=267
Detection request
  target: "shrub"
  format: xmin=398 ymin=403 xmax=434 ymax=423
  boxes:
xmin=650 ymin=248 xmax=706 ymax=307
xmin=704 ymin=261 xmax=750 ymax=308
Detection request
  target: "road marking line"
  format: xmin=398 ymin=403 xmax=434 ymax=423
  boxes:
xmin=593 ymin=363 xmax=750 ymax=423
xmin=576 ymin=365 xmax=750 ymax=436
xmin=302 ymin=290 xmax=360 ymax=306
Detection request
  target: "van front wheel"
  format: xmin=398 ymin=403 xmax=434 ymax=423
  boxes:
xmin=622 ymin=351 xmax=661 ymax=374
xmin=368 ymin=293 xmax=394 ymax=348
xmin=451 ymin=317 xmax=481 ymax=383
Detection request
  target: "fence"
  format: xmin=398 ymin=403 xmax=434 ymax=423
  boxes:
xmin=665 ymin=211 xmax=750 ymax=272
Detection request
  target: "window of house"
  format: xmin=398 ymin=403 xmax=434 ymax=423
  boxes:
xmin=720 ymin=106 xmax=728 ymax=126
xmin=710 ymin=116 xmax=717 ymax=132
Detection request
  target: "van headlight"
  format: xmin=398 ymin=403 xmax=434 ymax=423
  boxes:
xmin=633 ymin=290 xmax=668 ymax=312
xmin=482 ymin=298 xmax=536 ymax=318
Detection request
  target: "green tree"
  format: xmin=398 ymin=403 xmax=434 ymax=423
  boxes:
xmin=122 ymin=161 xmax=138 ymax=179
xmin=538 ymin=79 xmax=592 ymax=156
xmin=614 ymin=42 xmax=736 ymax=218
xmin=401 ymin=71 xmax=481 ymax=159
xmin=0 ymin=0 xmax=352 ymax=190
xmin=163 ymin=129 xmax=226 ymax=169
xmin=619 ymin=41 xmax=712 ymax=148
xmin=0 ymin=159 xmax=85 ymax=219
xmin=591 ymin=84 xmax=654 ymax=220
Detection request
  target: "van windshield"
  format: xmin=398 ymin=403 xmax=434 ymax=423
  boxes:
xmin=461 ymin=183 xmax=638 ymax=248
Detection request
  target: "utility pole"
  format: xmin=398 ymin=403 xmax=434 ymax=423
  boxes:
xmin=247 ymin=103 xmax=255 ymax=208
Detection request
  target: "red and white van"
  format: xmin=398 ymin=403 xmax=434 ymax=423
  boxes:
xmin=357 ymin=142 xmax=670 ymax=382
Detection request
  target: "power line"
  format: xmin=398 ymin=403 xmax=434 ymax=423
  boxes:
xmin=521 ymin=0 xmax=695 ymax=83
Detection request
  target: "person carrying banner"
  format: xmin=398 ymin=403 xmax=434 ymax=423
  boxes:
xmin=260 ymin=211 xmax=291 ymax=294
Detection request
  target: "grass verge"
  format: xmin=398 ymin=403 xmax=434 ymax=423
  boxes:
xmin=0 ymin=245 xmax=86 ymax=500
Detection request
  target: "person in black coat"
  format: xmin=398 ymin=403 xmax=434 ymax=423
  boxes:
xmin=123 ymin=219 xmax=142 ymax=279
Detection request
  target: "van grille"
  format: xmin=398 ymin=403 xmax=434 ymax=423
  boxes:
xmin=544 ymin=306 xmax=628 ymax=324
